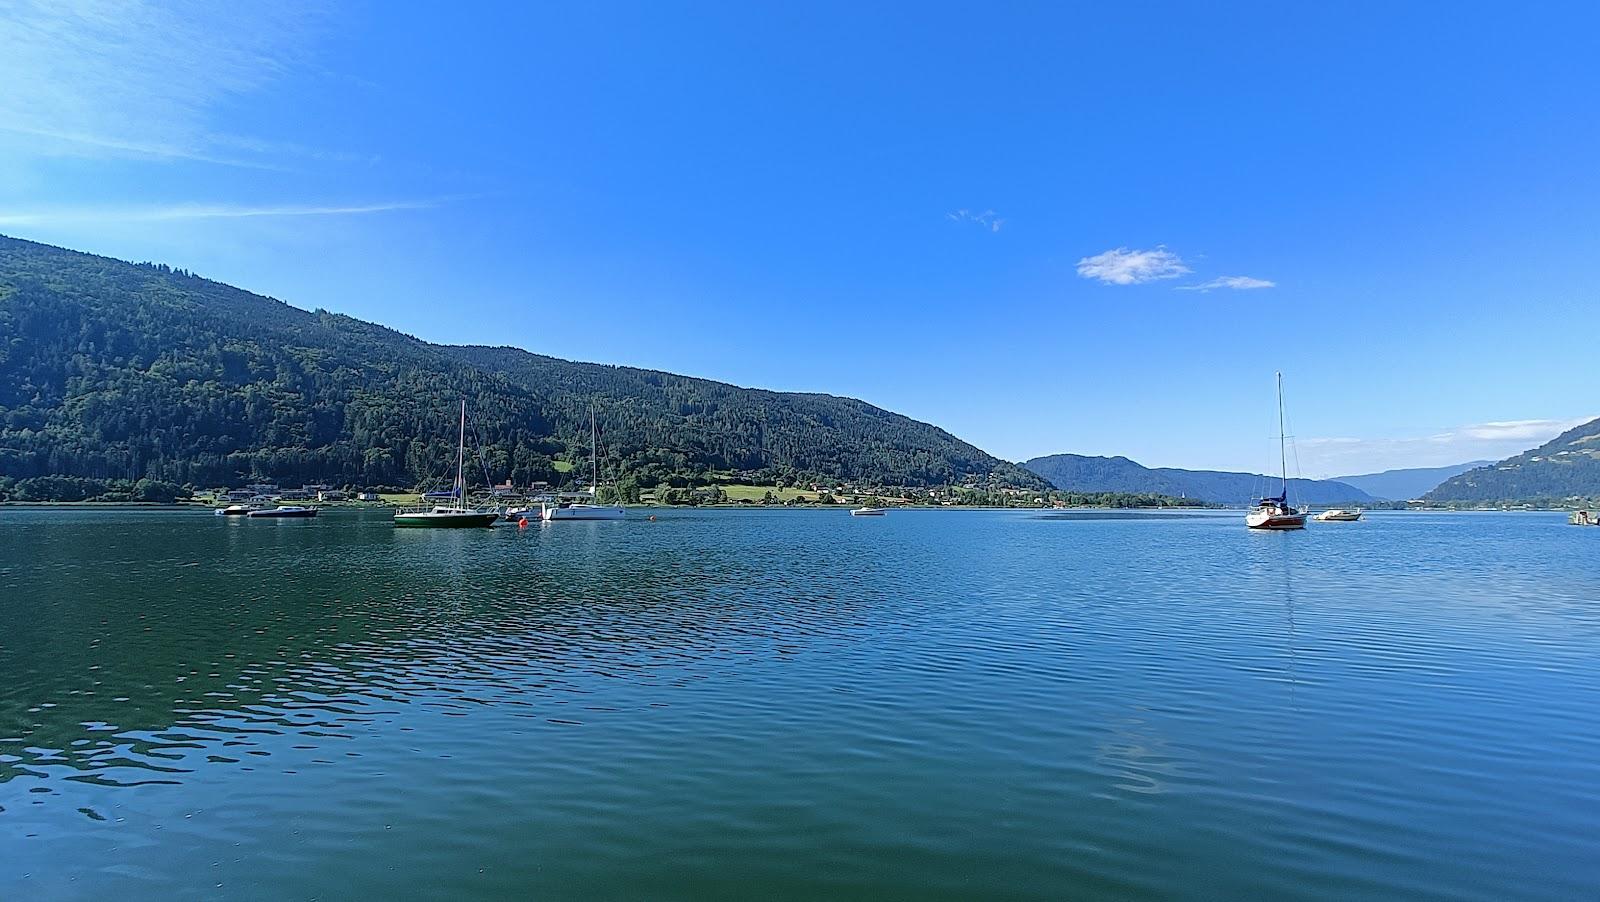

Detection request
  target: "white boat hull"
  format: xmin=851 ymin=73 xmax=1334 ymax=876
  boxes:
xmin=1315 ymin=509 xmax=1363 ymax=522
xmin=542 ymin=504 xmax=626 ymax=521
xmin=850 ymin=508 xmax=887 ymax=516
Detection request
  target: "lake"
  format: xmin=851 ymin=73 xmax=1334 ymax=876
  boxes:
xmin=2 ymin=508 xmax=1596 ymax=899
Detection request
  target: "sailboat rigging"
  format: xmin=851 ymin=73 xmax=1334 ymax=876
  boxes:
xmin=393 ymin=400 xmax=501 ymax=528
xmin=1246 ymin=372 xmax=1308 ymax=530
xmin=541 ymin=406 xmax=626 ymax=521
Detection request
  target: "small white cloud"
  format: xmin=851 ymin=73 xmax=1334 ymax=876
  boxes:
xmin=1076 ymin=246 xmax=1190 ymax=285
xmin=947 ymin=209 xmax=1004 ymax=232
xmin=1177 ymin=275 xmax=1276 ymax=292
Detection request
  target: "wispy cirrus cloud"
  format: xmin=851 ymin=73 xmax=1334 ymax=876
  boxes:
xmin=0 ymin=199 xmax=445 ymax=227
xmin=1176 ymin=275 xmax=1276 ymax=292
xmin=0 ymin=0 xmax=337 ymax=168
xmin=1076 ymin=246 xmax=1190 ymax=285
xmin=947 ymin=209 xmax=1004 ymax=232
xmin=1298 ymin=416 xmax=1595 ymax=475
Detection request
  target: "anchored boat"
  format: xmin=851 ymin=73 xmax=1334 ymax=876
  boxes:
xmin=247 ymin=506 xmax=317 ymax=519
xmin=394 ymin=401 xmax=500 ymax=528
xmin=1315 ymin=508 xmax=1363 ymax=522
xmin=1246 ymin=372 xmax=1308 ymax=531
xmin=542 ymin=409 xmax=625 ymax=521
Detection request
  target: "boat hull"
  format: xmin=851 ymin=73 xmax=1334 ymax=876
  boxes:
xmin=394 ymin=511 xmax=500 ymax=528
xmin=247 ymin=507 xmax=317 ymax=519
xmin=1246 ymin=510 xmax=1306 ymax=530
xmin=1315 ymin=509 xmax=1363 ymax=522
xmin=542 ymin=505 xmax=625 ymax=521
xmin=850 ymin=508 xmax=887 ymax=516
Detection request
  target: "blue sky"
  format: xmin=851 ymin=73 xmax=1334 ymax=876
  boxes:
xmin=2 ymin=1 xmax=1596 ymax=476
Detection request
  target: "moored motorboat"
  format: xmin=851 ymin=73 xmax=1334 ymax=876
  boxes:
xmin=850 ymin=506 xmax=887 ymax=516
xmin=214 ymin=503 xmax=255 ymax=516
xmin=1315 ymin=508 xmax=1363 ymax=522
xmin=247 ymin=505 xmax=318 ymax=518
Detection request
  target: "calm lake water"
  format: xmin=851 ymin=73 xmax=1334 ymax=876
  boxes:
xmin=2 ymin=508 xmax=1597 ymax=900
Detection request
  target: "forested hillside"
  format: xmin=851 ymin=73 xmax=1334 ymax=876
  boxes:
xmin=1425 ymin=419 xmax=1600 ymax=502
xmin=0 ymin=235 xmax=1045 ymax=496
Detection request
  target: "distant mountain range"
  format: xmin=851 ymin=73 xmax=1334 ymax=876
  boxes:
xmin=1426 ymin=419 xmax=1600 ymax=502
xmin=1021 ymin=454 xmax=1375 ymax=505
xmin=1331 ymin=461 xmax=1492 ymax=501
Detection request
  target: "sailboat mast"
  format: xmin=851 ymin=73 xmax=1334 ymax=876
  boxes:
xmin=1276 ymin=371 xmax=1288 ymax=497
xmin=457 ymin=399 xmax=467 ymax=504
xmin=591 ymin=408 xmax=599 ymax=498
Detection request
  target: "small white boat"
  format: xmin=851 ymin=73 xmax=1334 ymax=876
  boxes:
xmin=1247 ymin=373 xmax=1307 ymax=531
xmin=214 ymin=503 xmax=255 ymax=516
xmin=247 ymin=505 xmax=318 ymax=519
xmin=542 ymin=409 xmax=625 ymax=522
xmin=1315 ymin=508 xmax=1363 ymax=522
xmin=850 ymin=507 xmax=887 ymax=516
xmin=542 ymin=503 xmax=626 ymax=521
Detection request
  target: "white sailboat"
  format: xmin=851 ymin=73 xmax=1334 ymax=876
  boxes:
xmin=542 ymin=408 xmax=626 ymax=521
xmin=394 ymin=401 xmax=500 ymax=528
xmin=1246 ymin=372 xmax=1308 ymax=530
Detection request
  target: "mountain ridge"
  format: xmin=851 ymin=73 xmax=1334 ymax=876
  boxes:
xmin=1331 ymin=461 xmax=1492 ymax=501
xmin=0 ymin=234 xmax=1046 ymax=494
xmin=1425 ymin=419 xmax=1600 ymax=502
xmin=1023 ymin=452 xmax=1375 ymax=505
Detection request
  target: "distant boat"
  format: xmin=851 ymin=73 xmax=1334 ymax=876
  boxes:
xmin=1315 ymin=508 xmax=1363 ymax=522
xmin=214 ymin=503 xmax=255 ymax=516
xmin=247 ymin=506 xmax=317 ymax=519
xmin=394 ymin=401 xmax=500 ymax=528
xmin=1246 ymin=373 xmax=1308 ymax=531
xmin=850 ymin=507 xmax=887 ymax=516
xmin=542 ymin=409 xmax=625 ymax=521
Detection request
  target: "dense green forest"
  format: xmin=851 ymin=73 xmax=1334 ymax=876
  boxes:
xmin=1425 ymin=418 xmax=1600 ymax=503
xmin=0 ymin=235 xmax=1046 ymax=497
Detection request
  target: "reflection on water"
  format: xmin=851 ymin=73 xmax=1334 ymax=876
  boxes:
xmin=2 ymin=508 xmax=1598 ymax=899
